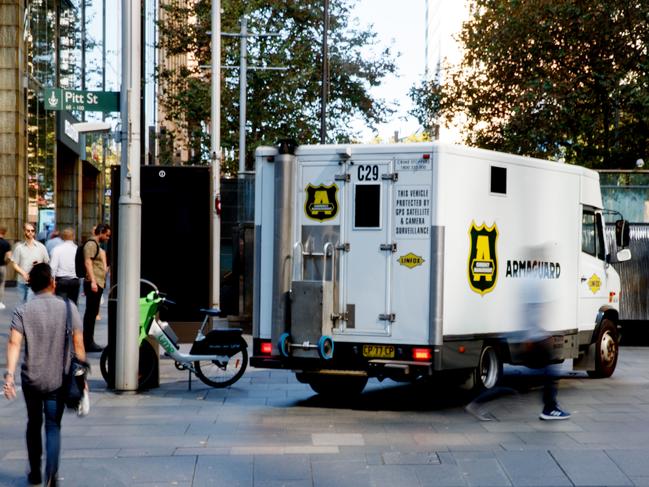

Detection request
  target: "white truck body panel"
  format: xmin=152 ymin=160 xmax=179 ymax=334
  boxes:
xmin=252 ymin=143 xmax=620 ymax=378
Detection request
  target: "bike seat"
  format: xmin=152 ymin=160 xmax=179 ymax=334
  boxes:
xmin=200 ymin=308 xmax=222 ymax=317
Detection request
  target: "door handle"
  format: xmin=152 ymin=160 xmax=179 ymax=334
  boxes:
xmin=580 ymin=277 xmax=588 ymax=282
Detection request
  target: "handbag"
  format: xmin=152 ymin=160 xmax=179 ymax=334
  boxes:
xmin=62 ymin=299 xmax=89 ymax=411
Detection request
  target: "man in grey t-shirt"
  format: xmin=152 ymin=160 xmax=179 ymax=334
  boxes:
xmin=3 ymin=263 xmax=85 ymax=486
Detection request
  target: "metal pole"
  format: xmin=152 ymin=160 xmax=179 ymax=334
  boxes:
xmin=116 ymin=0 xmax=142 ymax=392
xmin=101 ymin=0 xmax=106 ymax=222
xmin=211 ymin=0 xmax=221 ymax=310
xmin=238 ymin=17 xmax=247 ymax=176
xmin=320 ymin=0 xmax=329 ymax=144
xmin=81 ymin=0 xmax=86 ymax=121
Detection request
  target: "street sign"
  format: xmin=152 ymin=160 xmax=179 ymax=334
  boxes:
xmin=44 ymin=88 xmax=120 ymax=113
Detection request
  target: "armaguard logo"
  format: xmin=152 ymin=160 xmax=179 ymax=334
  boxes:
xmin=468 ymin=221 xmax=499 ymax=295
xmin=397 ymin=252 xmax=425 ymax=269
xmin=305 ymin=183 xmax=339 ymax=221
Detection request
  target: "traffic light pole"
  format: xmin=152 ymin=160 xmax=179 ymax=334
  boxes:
xmin=211 ymin=0 xmax=221 ymax=312
xmin=116 ymin=0 xmax=142 ymax=392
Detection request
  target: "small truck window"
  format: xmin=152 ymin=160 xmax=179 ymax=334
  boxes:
xmin=354 ymin=184 xmax=381 ymax=228
xmin=490 ymin=166 xmax=507 ymax=194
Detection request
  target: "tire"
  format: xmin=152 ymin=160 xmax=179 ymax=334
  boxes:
xmin=99 ymin=341 xmax=158 ymax=390
xmin=474 ymin=344 xmax=503 ymax=391
xmin=587 ymin=319 xmax=619 ymax=378
xmin=301 ymin=374 xmax=368 ymax=396
xmin=194 ymin=338 xmax=248 ymax=388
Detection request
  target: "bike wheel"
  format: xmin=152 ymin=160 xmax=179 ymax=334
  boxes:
xmin=194 ymin=339 xmax=248 ymax=388
xmin=99 ymin=341 xmax=158 ymax=390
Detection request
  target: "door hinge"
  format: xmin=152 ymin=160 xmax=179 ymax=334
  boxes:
xmin=334 ymin=173 xmax=351 ymax=182
xmin=381 ymin=173 xmax=399 ymax=182
xmin=379 ymin=313 xmax=396 ymax=322
xmin=380 ymin=243 xmax=397 ymax=252
xmin=336 ymin=243 xmax=351 ymax=252
xmin=332 ymin=311 xmax=349 ymax=321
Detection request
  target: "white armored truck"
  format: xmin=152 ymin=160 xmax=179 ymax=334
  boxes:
xmin=250 ymin=142 xmax=631 ymax=395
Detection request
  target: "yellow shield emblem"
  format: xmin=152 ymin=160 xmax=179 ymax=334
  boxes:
xmin=468 ymin=221 xmax=499 ymax=295
xmin=305 ymin=183 xmax=339 ymax=221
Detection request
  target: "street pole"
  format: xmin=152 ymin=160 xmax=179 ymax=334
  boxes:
xmin=211 ymin=0 xmax=221 ymax=311
xmin=116 ymin=0 xmax=142 ymax=392
xmin=238 ymin=17 xmax=247 ymax=176
xmin=320 ymin=0 xmax=329 ymax=144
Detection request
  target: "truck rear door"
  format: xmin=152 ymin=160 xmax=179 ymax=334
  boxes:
xmin=343 ymin=160 xmax=394 ymax=336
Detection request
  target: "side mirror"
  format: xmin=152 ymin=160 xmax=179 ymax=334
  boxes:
xmin=616 ymin=248 xmax=632 ymax=262
xmin=615 ymin=219 xmax=630 ymax=248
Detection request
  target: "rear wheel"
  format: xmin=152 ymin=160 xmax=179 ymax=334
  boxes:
xmin=587 ymin=319 xmax=619 ymax=378
xmin=194 ymin=338 xmax=248 ymax=388
xmin=474 ymin=344 xmax=502 ymax=391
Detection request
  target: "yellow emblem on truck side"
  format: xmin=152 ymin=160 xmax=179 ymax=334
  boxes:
xmin=304 ymin=183 xmax=339 ymax=221
xmin=468 ymin=221 xmax=499 ymax=296
xmin=398 ymin=253 xmax=425 ymax=269
xmin=587 ymin=274 xmax=602 ymax=294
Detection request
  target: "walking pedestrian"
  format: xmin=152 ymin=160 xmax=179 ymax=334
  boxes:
xmin=82 ymin=223 xmax=111 ymax=352
xmin=0 ymin=226 xmax=11 ymax=309
xmin=50 ymin=228 xmax=80 ymax=304
xmin=10 ymin=223 xmax=49 ymax=302
xmin=3 ymin=263 xmax=86 ymax=486
xmin=45 ymin=230 xmax=63 ymax=255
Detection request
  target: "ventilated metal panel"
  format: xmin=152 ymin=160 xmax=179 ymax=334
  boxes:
xmin=606 ymin=224 xmax=649 ymax=320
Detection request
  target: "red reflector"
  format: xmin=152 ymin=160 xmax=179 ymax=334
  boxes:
xmin=261 ymin=342 xmax=272 ymax=355
xmin=423 ymin=153 xmax=431 ymax=159
xmin=413 ymin=348 xmax=432 ymax=361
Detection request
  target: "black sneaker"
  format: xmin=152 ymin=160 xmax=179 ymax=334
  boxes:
xmin=539 ymin=407 xmax=571 ymax=420
xmin=27 ymin=471 xmax=42 ymax=485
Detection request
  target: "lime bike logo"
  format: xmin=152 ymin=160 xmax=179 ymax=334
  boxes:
xmin=158 ymin=333 xmax=176 ymax=355
xmin=468 ymin=221 xmax=499 ymax=296
xmin=305 ymin=183 xmax=339 ymax=221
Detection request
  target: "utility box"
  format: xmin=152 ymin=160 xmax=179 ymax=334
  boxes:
xmin=110 ymin=166 xmax=211 ymax=335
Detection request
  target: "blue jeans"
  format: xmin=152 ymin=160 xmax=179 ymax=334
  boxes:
xmin=22 ymin=384 xmax=64 ymax=483
xmin=18 ymin=282 xmax=33 ymax=302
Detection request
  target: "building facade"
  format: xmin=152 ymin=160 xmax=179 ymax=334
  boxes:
xmin=0 ymin=0 xmax=107 ymax=257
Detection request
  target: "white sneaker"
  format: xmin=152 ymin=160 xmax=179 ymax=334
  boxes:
xmin=0 ymin=302 xmax=6 ymax=310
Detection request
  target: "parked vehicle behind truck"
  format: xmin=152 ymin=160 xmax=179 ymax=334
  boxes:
xmin=250 ymin=142 xmax=631 ymax=395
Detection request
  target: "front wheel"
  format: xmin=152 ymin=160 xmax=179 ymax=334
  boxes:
xmin=194 ymin=338 xmax=248 ymax=388
xmin=99 ymin=341 xmax=158 ymax=390
xmin=587 ymin=319 xmax=619 ymax=378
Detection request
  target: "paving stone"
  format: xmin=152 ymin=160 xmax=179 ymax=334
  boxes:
xmin=550 ymin=449 xmax=633 ymax=486
xmin=311 ymin=433 xmax=364 ymax=446
xmin=254 ymin=454 xmax=311 ymax=481
xmin=496 ymin=450 xmax=571 ymax=486
xmin=606 ymin=450 xmax=649 ymax=478
xmin=194 ymin=455 xmax=253 ymax=486
xmin=379 ymin=451 xmax=438 ymax=465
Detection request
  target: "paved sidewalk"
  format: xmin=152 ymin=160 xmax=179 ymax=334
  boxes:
xmin=2 ymin=285 xmax=649 ymax=486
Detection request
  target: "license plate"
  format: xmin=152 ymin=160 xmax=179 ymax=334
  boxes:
xmin=362 ymin=344 xmax=395 ymax=359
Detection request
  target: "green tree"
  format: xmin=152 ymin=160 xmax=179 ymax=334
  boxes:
xmin=432 ymin=0 xmax=649 ymax=168
xmin=157 ymin=0 xmax=396 ymax=169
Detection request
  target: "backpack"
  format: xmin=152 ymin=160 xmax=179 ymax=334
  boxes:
xmin=75 ymin=240 xmax=100 ymax=278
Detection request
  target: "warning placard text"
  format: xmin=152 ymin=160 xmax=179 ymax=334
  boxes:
xmin=394 ymin=186 xmax=431 ymax=238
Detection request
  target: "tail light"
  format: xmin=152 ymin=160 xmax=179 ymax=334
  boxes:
xmin=412 ymin=348 xmax=432 ymax=361
xmin=260 ymin=341 xmax=272 ymax=355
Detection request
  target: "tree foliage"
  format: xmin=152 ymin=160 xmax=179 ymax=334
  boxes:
xmin=157 ymin=0 xmax=396 ymax=169
xmin=433 ymin=0 xmax=649 ymax=168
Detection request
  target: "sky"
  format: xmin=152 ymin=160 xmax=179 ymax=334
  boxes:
xmin=89 ymin=0 xmax=428 ymax=145
xmin=349 ymin=0 xmax=427 ymax=142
